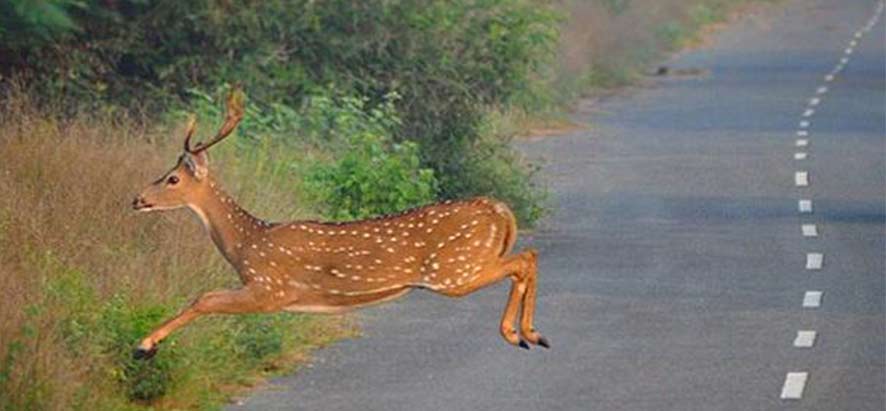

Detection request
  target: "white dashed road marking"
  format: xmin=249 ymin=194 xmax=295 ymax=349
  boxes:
xmin=802 ymin=291 xmax=822 ymax=308
xmin=794 ymin=331 xmax=817 ymax=348
xmin=781 ymin=372 xmax=809 ymax=399
xmin=795 ymin=171 xmax=809 ymax=187
xmin=801 ymin=224 xmax=818 ymax=237
xmin=805 ymin=253 xmax=823 ymax=270
xmin=798 ymin=199 xmax=813 ymax=213
xmin=778 ymin=1 xmax=884 ymax=401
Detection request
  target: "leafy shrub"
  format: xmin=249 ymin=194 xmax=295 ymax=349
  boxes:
xmin=304 ymin=133 xmax=437 ymax=221
xmin=233 ymin=315 xmax=286 ymax=363
xmin=99 ymin=295 xmax=177 ymax=402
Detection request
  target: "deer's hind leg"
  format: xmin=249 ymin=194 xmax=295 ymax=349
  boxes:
xmin=434 ymin=249 xmax=546 ymax=349
xmin=518 ymin=249 xmax=549 ymax=348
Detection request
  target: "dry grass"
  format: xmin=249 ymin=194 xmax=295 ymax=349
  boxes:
xmin=0 ymin=93 xmax=349 ymax=410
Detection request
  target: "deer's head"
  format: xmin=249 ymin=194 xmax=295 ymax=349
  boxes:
xmin=133 ymin=88 xmax=245 ymax=212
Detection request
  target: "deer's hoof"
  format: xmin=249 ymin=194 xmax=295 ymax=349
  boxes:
xmin=537 ymin=336 xmax=551 ymax=349
xmin=133 ymin=345 xmax=159 ymax=360
xmin=518 ymin=340 xmax=531 ymax=350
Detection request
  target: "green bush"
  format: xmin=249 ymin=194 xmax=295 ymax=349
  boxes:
xmin=304 ymin=133 xmax=437 ymax=221
xmin=233 ymin=315 xmax=286 ymax=363
xmin=99 ymin=295 xmax=177 ymax=402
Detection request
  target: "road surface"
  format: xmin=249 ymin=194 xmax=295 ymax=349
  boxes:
xmin=229 ymin=0 xmax=885 ymax=409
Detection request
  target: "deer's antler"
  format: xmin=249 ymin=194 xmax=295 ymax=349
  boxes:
xmin=184 ymin=86 xmax=246 ymax=154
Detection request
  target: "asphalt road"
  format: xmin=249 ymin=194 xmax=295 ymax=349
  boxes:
xmin=229 ymin=1 xmax=885 ymax=409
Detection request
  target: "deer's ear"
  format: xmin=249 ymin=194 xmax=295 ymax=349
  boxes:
xmin=182 ymin=152 xmax=209 ymax=180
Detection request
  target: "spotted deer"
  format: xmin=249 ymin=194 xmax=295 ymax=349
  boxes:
xmin=131 ymin=89 xmax=548 ymax=359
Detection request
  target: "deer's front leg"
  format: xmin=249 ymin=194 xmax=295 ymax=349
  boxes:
xmin=135 ymin=287 xmax=269 ymax=359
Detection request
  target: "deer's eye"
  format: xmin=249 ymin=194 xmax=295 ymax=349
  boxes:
xmin=166 ymin=175 xmax=180 ymax=185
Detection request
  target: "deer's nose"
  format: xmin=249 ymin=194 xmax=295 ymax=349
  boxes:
xmin=132 ymin=196 xmax=147 ymax=210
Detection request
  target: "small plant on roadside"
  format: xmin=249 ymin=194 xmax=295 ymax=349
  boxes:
xmin=99 ymin=295 xmax=177 ymax=402
xmin=304 ymin=132 xmax=438 ymax=221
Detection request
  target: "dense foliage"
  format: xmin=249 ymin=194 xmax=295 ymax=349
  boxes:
xmin=1 ymin=0 xmax=558 ymax=225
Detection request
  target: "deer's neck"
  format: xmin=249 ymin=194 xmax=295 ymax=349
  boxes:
xmin=188 ymin=179 xmax=267 ymax=266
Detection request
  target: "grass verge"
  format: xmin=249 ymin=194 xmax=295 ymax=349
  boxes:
xmin=0 ymin=94 xmax=353 ymax=411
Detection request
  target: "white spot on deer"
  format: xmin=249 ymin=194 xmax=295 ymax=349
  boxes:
xmin=288 ymin=280 xmax=307 ymax=289
xmin=432 ymin=262 xmax=440 ymax=270
xmin=251 ymin=244 xmax=258 ymax=249
xmin=351 ymin=275 xmax=361 ymax=281
xmin=248 ymin=268 xmax=257 ymax=274
xmin=387 ymin=247 xmax=396 ymax=253
xmin=270 ymin=261 xmax=277 ymax=267
xmin=363 ymin=233 xmax=371 ymax=238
